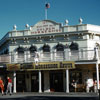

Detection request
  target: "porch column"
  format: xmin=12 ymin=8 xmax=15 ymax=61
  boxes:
xmin=15 ymin=52 xmax=18 ymax=63
xmin=39 ymin=70 xmax=42 ymax=93
xmin=95 ymin=47 xmax=100 ymax=91
xmin=13 ymin=71 xmax=16 ymax=93
xmin=96 ymin=62 xmax=99 ymax=90
xmin=24 ymin=51 xmax=27 ymax=62
xmin=66 ymin=69 xmax=69 ymax=93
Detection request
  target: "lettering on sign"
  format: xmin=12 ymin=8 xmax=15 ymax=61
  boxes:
xmin=6 ymin=61 xmax=75 ymax=71
xmin=20 ymin=63 xmax=33 ymax=69
xmin=32 ymin=61 xmax=75 ymax=70
xmin=31 ymin=20 xmax=62 ymax=34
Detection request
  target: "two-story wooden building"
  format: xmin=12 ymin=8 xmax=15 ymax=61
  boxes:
xmin=0 ymin=19 xmax=99 ymax=93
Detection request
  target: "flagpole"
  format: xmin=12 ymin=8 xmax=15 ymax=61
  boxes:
xmin=45 ymin=1 xmax=47 ymax=20
xmin=45 ymin=2 xmax=50 ymax=20
xmin=45 ymin=8 xmax=47 ymax=20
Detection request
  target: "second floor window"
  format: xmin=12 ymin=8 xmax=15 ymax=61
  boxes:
xmin=16 ymin=46 xmax=24 ymax=59
xmin=29 ymin=45 xmax=37 ymax=53
xmin=42 ymin=44 xmax=50 ymax=52
xmin=16 ymin=46 xmax=24 ymax=54
xmin=56 ymin=43 xmax=64 ymax=51
xmin=69 ymin=42 xmax=79 ymax=51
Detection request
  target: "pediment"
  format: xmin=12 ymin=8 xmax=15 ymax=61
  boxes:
xmin=30 ymin=20 xmax=62 ymax=34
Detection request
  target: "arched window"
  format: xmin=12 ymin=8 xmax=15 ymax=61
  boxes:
xmin=16 ymin=46 xmax=25 ymax=60
xmin=4 ymin=49 xmax=9 ymax=54
xmin=56 ymin=43 xmax=64 ymax=51
xmin=42 ymin=44 xmax=50 ymax=52
xmin=29 ymin=45 xmax=37 ymax=53
xmin=16 ymin=46 xmax=24 ymax=54
xmin=69 ymin=42 xmax=79 ymax=51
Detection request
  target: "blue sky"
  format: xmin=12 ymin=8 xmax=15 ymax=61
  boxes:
xmin=0 ymin=0 xmax=100 ymax=39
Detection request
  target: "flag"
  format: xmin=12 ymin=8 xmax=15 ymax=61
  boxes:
xmin=45 ymin=3 xmax=50 ymax=9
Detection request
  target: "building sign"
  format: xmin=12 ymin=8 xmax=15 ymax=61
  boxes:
xmin=6 ymin=61 xmax=75 ymax=71
xmin=32 ymin=61 xmax=75 ymax=70
xmin=20 ymin=63 xmax=33 ymax=69
xmin=31 ymin=20 xmax=62 ymax=34
xmin=7 ymin=64 xmax=20 ymax=71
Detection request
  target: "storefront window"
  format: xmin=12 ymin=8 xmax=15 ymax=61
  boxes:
xmin=70 ymin=72 xmax=82 ymax=84
xmin=93 ymin=72 xmax=100 ymax=81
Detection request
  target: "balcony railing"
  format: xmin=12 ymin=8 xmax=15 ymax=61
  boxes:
xmin=0 ymin=49 xmax=98 ymax=64
xmin=0 ymin=54 xmax=10 ymax=63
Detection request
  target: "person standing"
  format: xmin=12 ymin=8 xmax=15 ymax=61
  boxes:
xmin=71 ymin=80 xmax=77 ymax=92
xmin=86 ymin=78 xmax=93 ymax=92
xmin=6 ymin=77 xmax=12 ymax=95
xmin=34 ymin=51 xmax=39 ymax=66
xmin=94 ymin=80 xmax=97 ymax=93
xmin=0 ymin=77 xmax=4 ymax=96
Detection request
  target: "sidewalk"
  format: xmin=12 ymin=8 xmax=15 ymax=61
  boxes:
xmin=0 ymin=92 xmax=99 ymax=98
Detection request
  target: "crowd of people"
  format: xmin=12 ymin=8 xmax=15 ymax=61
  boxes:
xmin=0 ymin=76 xmax=12 ymax=96
xmin=71 ymin=79 xmax=98 ymax=93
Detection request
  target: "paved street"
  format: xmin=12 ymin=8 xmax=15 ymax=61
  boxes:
xmin=0 ymin=92 xmax=99 ymax=100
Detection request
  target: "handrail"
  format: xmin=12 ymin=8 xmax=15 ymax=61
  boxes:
xmin=0 ymin=49 xmax=98 ymax=64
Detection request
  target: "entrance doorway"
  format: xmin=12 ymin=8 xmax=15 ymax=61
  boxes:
xmin=31 ymin=73 xmax=39 ymax=92
xmin=31 ymin=72 xmax=44 ymax=92
xmin=16 ymin=73 xmax=26 ymax=92
xmin=50 ymin=71 xmax=63 ymax=92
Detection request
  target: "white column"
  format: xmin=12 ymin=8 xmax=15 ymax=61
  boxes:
xmin=95 ymin=47 xmax=100 ymax=90
xmin=51 ymin=51 xmax=53 ymax=61
xmin=27 ymin=51 xmax=30 ymax=62
xmin=66 ymin=69 xmax=69 ymax=93
xmin=65 ymin=49 xmax=70 ymax=60
xmin=9 ymin=52 xmax=12 ymax=63
xmin=54 ymin=50 xmax=56 ymax=61
xmin=13 ymin=71 xmax=16 ymax=93
xmin=96 ymin=62 xmax=99 ymax=90
xmin=15 ymin=52 xmax=18 ymax=63
xmin=39 ymin=70 xmax=42 ymax=93
xmin=24 ymin=51 xmax=27 ymax=62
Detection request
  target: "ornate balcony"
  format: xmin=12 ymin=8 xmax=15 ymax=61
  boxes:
xmin=0 ymin=49 xmax=98 ymax=64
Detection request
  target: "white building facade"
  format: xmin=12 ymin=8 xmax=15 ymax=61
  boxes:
xmin=0 ymin=20 xmax=100 ymax=93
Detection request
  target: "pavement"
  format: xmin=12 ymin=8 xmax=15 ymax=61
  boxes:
xmin=0 ymin=92 xmax=99 ymax=100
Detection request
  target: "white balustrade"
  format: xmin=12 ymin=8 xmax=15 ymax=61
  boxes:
xmin=0 ymin=49 xmax=99 ymax=63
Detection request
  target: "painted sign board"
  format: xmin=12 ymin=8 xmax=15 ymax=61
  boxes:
xmin=31 ymin=20 xmax=62 ymax=34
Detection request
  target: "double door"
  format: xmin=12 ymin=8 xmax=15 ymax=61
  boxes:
xmin=50 ymin=71 xmax=63 ymax=92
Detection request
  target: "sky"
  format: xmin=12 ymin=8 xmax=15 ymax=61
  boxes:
xmin=0 ymin=0 xmax=100 ymax=39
